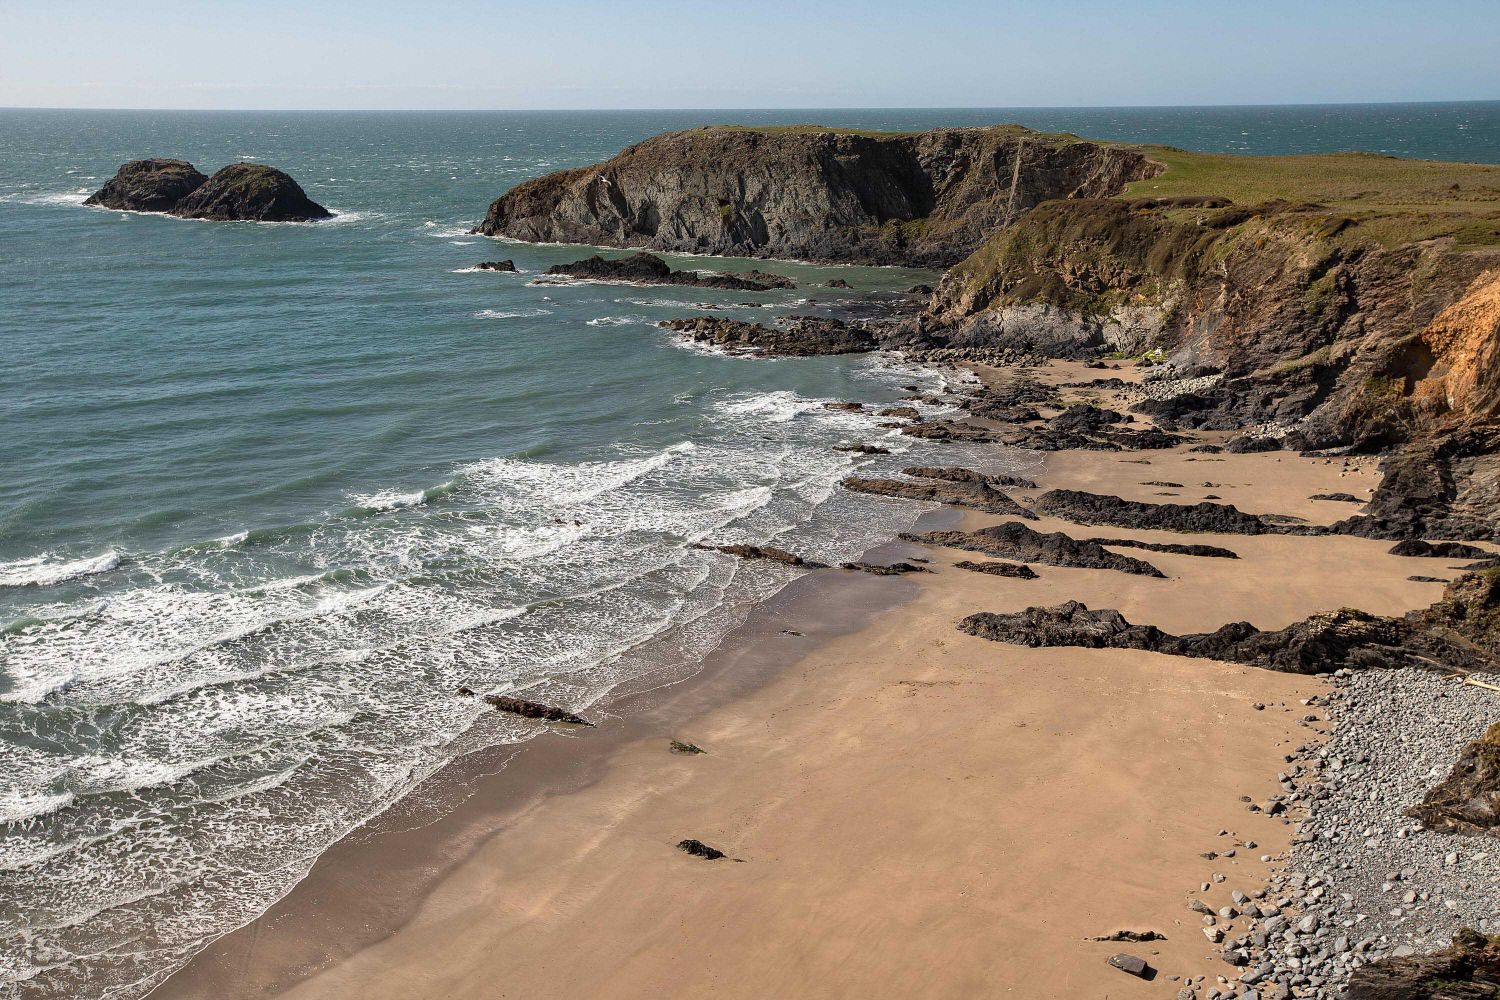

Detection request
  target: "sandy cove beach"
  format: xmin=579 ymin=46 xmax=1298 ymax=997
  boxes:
xmin=153 ymin=361 xmax=1446 ymax=1000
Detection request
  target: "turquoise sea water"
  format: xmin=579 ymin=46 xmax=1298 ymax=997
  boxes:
xmin=2 ymin=103 xmax=1498 ymax=999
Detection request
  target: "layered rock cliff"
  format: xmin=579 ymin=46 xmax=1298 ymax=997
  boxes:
xmin=473 ymin=125 xmax=1158 ymax=267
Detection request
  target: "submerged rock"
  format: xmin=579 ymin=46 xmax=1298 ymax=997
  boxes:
xmin=690 ymin=543 xmax=828 ymax=568
xmin=841 ymin=476 xmax=1036 ymax=518
xmin=475 ymin=259 xmax=517 ymax=272
xmin=457 ymin=687 xmax=593 ymax=726
xmin=833 ymin=443 xmax=891 ymax=454
xmin=545 ymin=252 xmax=794 ymax=291
xmin=904 ymin=522 xmax=1165 ymax=578
xmin=170 ymin=163 xmax=331 ymax=221
xmin=85 ymin=158 xmax=207 ymax=212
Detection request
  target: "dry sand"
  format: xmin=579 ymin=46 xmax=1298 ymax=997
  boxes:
xmin=152 ymin=361 xmax=1442 ymax=1000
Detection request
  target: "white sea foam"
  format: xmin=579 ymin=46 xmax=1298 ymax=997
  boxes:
xmin=473 ymin=307 xmax=552 ymax=320
xmin=348 ymin=489 xmax=426 ymax=512
xmin=0 ymin=551 xmax=121 ymax=588
xmin=585 ymin=315 xmax=648 ymax=327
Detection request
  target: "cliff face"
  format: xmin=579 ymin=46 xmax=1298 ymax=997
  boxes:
xmin=473 ymin=126 xmax=1159 ymax=267
xmin=927 ymin=198 xmax=1500 ymax=450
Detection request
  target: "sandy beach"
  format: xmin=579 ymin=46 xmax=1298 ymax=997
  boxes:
xmin=150 ymin=360 xmax=1451 ymax=1000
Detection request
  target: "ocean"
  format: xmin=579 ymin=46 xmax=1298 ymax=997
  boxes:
xmin=2 ymin=102 xmax=1498 ymax=999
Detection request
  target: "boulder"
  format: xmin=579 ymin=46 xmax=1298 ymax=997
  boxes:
xmin=85 ymin=158 xmax=207 ymax=212
xmin=170 ymin=163 xmax=331 ymax=221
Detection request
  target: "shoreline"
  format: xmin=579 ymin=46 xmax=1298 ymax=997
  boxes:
xmin=148 ymin=359 xmax=1464 ymax=1000
xmin=147 ymin=513 xmax=958 ymax=999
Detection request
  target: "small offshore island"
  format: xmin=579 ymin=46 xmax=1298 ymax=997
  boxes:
xmin=85 ymin=158 xmax=332 ymax=221
xmin=152 ymin=121 xmax=1500 ymax=1000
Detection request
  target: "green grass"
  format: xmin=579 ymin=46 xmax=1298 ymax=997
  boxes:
xmin=1124 ymin=146 xmax=1500 ymax=248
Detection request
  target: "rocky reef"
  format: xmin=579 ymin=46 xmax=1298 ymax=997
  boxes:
xmin=543 ymin=252 xmax=795 ymax=291
xmin=473 ymin=125 xmax=1158 ymax=267
xmin=86 ymin=159 xmax=331 ymax=221
xmin=660 ymin=315 xmax=878 ymax=357
xmin=841 ymin=475 xmax=1037 ymax=518
xmin=903 ymin=522 xmax=1166 ymax=578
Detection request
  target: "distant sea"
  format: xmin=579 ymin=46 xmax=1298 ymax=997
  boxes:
xmin=2 ymin=101 xmax=1497 ymax=999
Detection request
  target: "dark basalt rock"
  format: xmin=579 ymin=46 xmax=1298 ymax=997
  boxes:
xmin=660 ymin=315 xmax=876 ymax=357
xmin=902 ymin=467 xmax=1039 ymax=490
xmin=1225 ymin=434 xmax=1283 ymax=453
xmin=457 ymin=687 xmax=593 ymax=726
xmin=1084 ymin=537 xmax=1239 ymax=559
xmin=1391 ymin=539 xmax=1493 ymax=560
xmin=1091 ymin=931 xmax=1166 ymax=943
xmin=904 ymin=522 xmax=1165 ymax=578
xmin=676 ymin=839 xmax=728 ymax=860
xmin=841 ymin=476 xmax=1037 ymax=518
xmin=899 ymin=420 xmax=1009 ymax=444
xmin=960 ymin=377 xmax=1056 ymax=414
xmin=955 ymin=560 xmax=1039 ymax=579
xmin=1309 ymin=492 xmax=1363 ymax=503
xmin=170 ymin=163 xmax=331 ymax=221
xmin=1407 ymin=723 xmax=1500 ymax=836
xmin=1346 ymin=928 xmax=1500 ymax=1000
xmin=1001 ymin=425 xmax=1184 ymax=452
xmin=1048 ymin=404 xmax=1127 ymax=434
xmin=957 ymin=601 xmax=1415 ymax=674
xmin=824 ymin=401 xmax=865 ymax=412
xmin=475 ymin=259 xmax=517 ymax=272
xmin=833 ymin=443 xmax=890 ymax=454
xmin=841 ymin=560 xmax=931 ymax=575
xmin=1331 ymin=432 xmax=1500 ymax=543
xmin=877 ymin=406 xmax=920 ymax=420
xmin=1034 ymin=488 xmax=1292 ymax=535
xmin=545 ymin=252 xmax=794 ymax=291
xmin=1413 ymin=569 xmax=1500 ymax=662
xmin=1410 ymin=575 xmax=1450 ymax=583
xmin=85 ymin=158 xmax=207 ymax=212
xmin=690 ymin=543 xmax=828 ymax=568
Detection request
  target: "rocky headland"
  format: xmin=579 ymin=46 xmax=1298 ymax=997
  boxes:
xmin=86 ymin=159 xmax=332 ymax=221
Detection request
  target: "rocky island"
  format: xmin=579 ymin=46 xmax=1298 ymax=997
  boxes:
xmin=85 ymin=159 xmax=332 ymax=221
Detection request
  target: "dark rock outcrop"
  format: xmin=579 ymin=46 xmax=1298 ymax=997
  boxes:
xmin=841 ymin=561 xmax=931 ymax=575
xmin=661 ymin=315 xmax=877 ymax=357
xmin=1332 ymin=432 xmax=1500 ymax=543
xmin=544 ymin=252 xmax=794 ymax=291
xmin=475 ymin=259 xmax=517 ymax=271
xmin=474 ymin=125 xmax=1158 ymax=267
xmin=169 ymin=163 xmax=331 ymax=221
xmin=957 ymin=601 xmax=1416 ymax=673
xmin=1390 ymin=539 xmax=1493 ymax=560
xmin=1346 ymin=928 xmax=1500 ymax=1000
xmin=457 ymin=687 xmax=593 ymax=726
xmin=677 ymin=839 xmax=728 ymax=860
xmin=1035 ymin=489 xmax=1290 ymax=535
xmin=833 ymin=443 xmax=891 ymax=455
xmin=1309 ymin=492 xmax=1363 ymax=503
xmin=903 ymin=467 xmax=1039 ymax=490
xmin=1084 ymin=537 xmax=1239 ymax=559
xmin=904 ymin=522 xmax=1165 ymax=578
xmin=841 ymin=476 xmax=1036 ymax=518
xmin=690 ymin=543 xmax=828 ymax=568
xmin=955 ymin=560 xmax=1039 ymax=579
xmin=1407 ymin=723 xmax=1500 ymax=836
xmin=85 ymin=158 xmax=207 ymax=212
xmin=898 ymin=420 xmax=1010 ymax=444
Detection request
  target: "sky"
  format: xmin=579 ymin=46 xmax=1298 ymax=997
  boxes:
xmin=2 ymin=0 xmax=1498 ymax=111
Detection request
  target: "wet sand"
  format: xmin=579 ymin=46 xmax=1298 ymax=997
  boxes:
xmin=152 ymin=360 xmax=1441 ymax=1000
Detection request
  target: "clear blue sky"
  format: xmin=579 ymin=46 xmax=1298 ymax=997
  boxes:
xmin=3 ymin=0 xmax=1497 ymax=110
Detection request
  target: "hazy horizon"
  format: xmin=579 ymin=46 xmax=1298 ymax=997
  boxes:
xmin=4 ymin=0 xmax=1498 ymax=112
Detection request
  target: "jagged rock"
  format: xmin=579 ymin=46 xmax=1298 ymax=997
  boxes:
xmin=1090 ymin=931 xmax=1167 ymax=943
xmin=899 ymin=420 xmax=1009 ymax=443
xmin=902 ymin=467 xmax=1039 ymax=490
xmin=669 ymin=739 xmax=705 ymax=755
xmin=955 ymin=560 xmax=1039 ymax=579
xmin=545 ymin=252 xmax=793 ymax=291
xmin=690 ymin=543 xmax=828 ymax=568
xmin=1226 ymin=434 xmax=1283 ymax=453
xmin=473 ymin=125 xmax=1158 ymax=267
xmin=475 ymin=259 xmax=517 ymax=271
xmin=833 ymin=443 xmax=890 ymax=454
xmin=824 ymin=278 xmax=852 ymax=289
xmin=170 ymin=163 xmax=331 ymax=221
xmin=841 ymin=561 xmax=931 ymax=575
xmin=85 ymin=158 xmax=207 ymax=212
xmin=957 ymin=601 xmax=1417 ymax=673
xmin=1310 ymin=492 xmax=1363 ymax=503
xmin=1407 ymin=723 xmax=1500 ymax=835
xmin=677 ymin=839 xmax=728 ymax=860
xmin=1048 ymin=404 xmax=1127 ymax=433
xmin=1346 ymin=928 xmax=1500 ymax=1000
xmin=1412 ymin=569 xmax=1500 ymax=661
xmin=904 ymin=522 xmax=1165 ymax=577
xmin=824 ymin=401 xmax=865 ymax=412
xmin=1332 ymin=432 xmax=1500 ymax=542
xmin=457 ymin=687 xmax=593 ymax=726
xmin=1084 ymin=537 xmax=1239 ymax=558
xmin=1391 ymin=539 xmax=1493 ymax=559
xmin=1001 ymin=425 xmax=1184 ymax=452
xmin=1411 ymin=575 xmax=1450 ymax=583
xmin=1035 ymin=488 xmax=1291 ymax=535
xmin=877 ymin=406 xmax=921 ymax=420
xmin=841 ymin=476 xmax=1037 ymax=518
xmin=661 ymin=315 xmax=876 ymax=357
